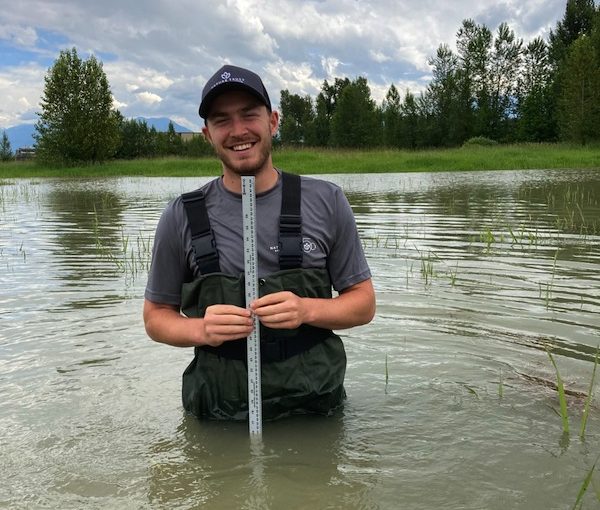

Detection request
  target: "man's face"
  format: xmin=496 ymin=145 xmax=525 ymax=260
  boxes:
xmin=202 ymin=90 xmax=279 ymax=176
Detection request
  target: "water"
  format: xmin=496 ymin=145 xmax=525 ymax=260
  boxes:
xmin=1 ymin=169 xmax=599 ymax=509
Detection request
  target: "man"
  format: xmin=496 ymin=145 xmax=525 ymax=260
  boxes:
xmin=143 ymin=64 xmax=375 ymax=420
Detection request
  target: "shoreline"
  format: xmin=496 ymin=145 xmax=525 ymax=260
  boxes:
xmin=1 ymin=143 xmax=599 ymax=179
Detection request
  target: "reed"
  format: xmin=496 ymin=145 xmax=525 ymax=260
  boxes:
xmin=385 ymin=354 xmax=389 ymax=394
xmin=547 ymin=348 xmax=570 ymax=435
xmin=571 ymin=456 xmax=598 ymax=510
xmin=579 ymin=346 xmax=599 ymax=441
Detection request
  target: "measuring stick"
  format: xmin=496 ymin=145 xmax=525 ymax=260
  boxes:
xmin=241 ymin=175 xmax=263 ymax=436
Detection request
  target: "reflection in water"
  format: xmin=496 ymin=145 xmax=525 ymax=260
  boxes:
xmin=148 ymin=413 xmax=379 ymax=509
xmin=1 ymin=171 xmax=599 ymax=509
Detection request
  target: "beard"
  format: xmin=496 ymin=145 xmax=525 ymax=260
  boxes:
xmin=214 ymin=136 xmax=273 ymax=176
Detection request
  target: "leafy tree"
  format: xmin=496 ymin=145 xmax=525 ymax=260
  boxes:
xmin=35 ymin=47 xmax=119 ymax=164
xmin=156 ymin=121 xmax=183 ymax=156
xmin=426 ymin=43 xmax=466 ymax=145
xmin=330 ymin=77 xmax=380 ymax=147
xmin=279 ymin=90 xmax=315 ymax=145
xmin=312 ymin=78 xmax=351 ymax=147
xmin=557 ymin=35 xmax=600 ymax=143
xmin=517 ymin=37 xmax=557 ymax=141
xmin=0 ymin=131 xmax=13 ymax=161
xmin=116 ymin=117 xmax=157 ymax=159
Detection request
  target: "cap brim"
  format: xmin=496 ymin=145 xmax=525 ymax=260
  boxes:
xmin=199 ymin=82 xmax=269 ymax=119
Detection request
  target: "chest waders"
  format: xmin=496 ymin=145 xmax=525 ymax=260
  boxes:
xmin=180 ymin=173 xmax=346 ymax=421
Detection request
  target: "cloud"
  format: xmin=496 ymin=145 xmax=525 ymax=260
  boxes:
xmin=136 ymin=91 xmax=162 ymax=105
xmin=0 ymin=0 xmax=567 ymax=131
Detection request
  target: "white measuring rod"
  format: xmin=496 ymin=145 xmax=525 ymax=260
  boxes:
xmin=241 ymin=175 xmax=263 ymax=436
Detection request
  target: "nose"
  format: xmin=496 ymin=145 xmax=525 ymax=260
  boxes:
xmin=230 ymin=115 xmax=248 ymax=137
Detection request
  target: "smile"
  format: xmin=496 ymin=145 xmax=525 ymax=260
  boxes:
xmin=231 ymin=142 xmax=254 ymax=151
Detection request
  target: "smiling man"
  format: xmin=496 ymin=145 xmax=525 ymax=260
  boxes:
xmin=143 ymin=65 xmax=375 ymax=421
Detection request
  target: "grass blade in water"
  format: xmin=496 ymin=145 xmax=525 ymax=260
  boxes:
xmin=571 ymin=458 xmax=597 ymax=510
xmin=579 ymin=346 xmax=599 ymax=440
xmin=547 ymin=349 xmax=570 ymax=435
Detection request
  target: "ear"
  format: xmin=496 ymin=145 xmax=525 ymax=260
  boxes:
xmin=202 ymin=126 xmax=213 ymax=145
xmin=269 ymin=110 xmax=279 ymax=136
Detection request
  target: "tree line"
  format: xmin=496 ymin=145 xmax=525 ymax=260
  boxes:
xmin=279 ymin=0 xmax=600 ymax=148
xmin=2 ymin=0 xmax=598 ymax=165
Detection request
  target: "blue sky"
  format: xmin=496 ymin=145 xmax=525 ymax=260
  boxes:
xmin=0 ymin=0 xmax=567 ymax=132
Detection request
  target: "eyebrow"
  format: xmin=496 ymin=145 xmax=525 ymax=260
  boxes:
xmin=208 ymin=101 xmax=264 ymax=121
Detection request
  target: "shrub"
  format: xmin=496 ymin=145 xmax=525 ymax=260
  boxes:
xmin=462 ymin=136 xmax=499 ymax=147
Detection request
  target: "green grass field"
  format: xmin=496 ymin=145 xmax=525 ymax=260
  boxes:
xmin=1 ymin=143 xmax=599 ymax=178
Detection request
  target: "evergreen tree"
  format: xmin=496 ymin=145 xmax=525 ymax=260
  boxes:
xmin=35 ymin=47 xmax=119 ymax=164
xmin=0 ymin=131 xmax=13 ymax=161
xmin=382 ymin=84 xmax=402 ymax=147
xmin=557 ymin=35 xmax=600 ymax=143
xmin=398 ymin=90 xmax=421 ymax=149
xmin=549 ymin=0 xmax=597 ymax=65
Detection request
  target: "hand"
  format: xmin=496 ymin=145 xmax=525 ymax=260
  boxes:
xmin=251 ymin=291 xmax=306 ymax=329
xmin=202 ymin=304 xmax=254 ymax=346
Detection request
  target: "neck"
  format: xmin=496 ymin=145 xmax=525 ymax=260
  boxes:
xmin=221 ymin=164 xmax=279 ymax=194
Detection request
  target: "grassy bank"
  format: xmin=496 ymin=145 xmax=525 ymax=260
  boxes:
xmin=1 ymin=143 xmax=599 ymax=178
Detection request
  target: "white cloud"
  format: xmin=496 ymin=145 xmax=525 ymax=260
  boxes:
xmin=137 ymin=91 xmax=163 ymax=105
xmin=0 ymin=63 xmax=45 ymax=128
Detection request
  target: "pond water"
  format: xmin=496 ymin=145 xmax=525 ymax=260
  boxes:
xmin=1 ymin=169 xmax=599 ymax=509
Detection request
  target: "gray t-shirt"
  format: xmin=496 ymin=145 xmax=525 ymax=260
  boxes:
xmin=145 ymin=171 xmax=371 ymax=306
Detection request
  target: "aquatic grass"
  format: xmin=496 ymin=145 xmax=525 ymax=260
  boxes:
xmin=580 ymin=346 xmax=599 ymax=441
xmin=385 ymin=354 xmax=389 ymax=394
xmin=499 ymin=368 xmax=504 ymax=399
xmin=541 ymin=250 xmax=559 ymax=310
xmin=571 ymin=456 xmax=598 ymax=510
xmin=480 ymin=228 xmax=495 ymax=251
xmin=547 ymin=348 xmax=570 ymax=435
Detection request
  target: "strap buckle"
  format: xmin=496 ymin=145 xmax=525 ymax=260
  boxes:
xmin=191 ymin=230 xmax=220 ymax=273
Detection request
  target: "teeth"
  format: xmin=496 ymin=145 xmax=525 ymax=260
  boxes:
xmin=232 ymin=143 xmax=252 ymax=151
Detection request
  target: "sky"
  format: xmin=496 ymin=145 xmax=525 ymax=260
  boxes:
xmin=0 ymin=0 xmax=568 ymax=133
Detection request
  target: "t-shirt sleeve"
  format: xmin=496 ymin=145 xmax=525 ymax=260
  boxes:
xmin=327 ymin=187 xmax=372 ymax=292
xmin=144 ymin=199 xmax=191 ymax=306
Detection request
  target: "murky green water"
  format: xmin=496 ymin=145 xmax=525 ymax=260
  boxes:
xmin=1 ymin=169 xmax=599 ymax=509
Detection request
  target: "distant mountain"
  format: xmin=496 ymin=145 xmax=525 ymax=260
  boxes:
xmin=2 ymin=124 xmax=36 ymax=150
xmin=135 ymin=117 xmax=192 ymax=133
xmin=1 ymin=117 xmax=192 ymax=151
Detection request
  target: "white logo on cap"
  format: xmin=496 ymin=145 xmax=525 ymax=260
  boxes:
xmin=221 ymin=72 xmax=231 ymax=80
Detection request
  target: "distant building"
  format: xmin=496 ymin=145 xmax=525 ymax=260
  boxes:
xmin=177 ymin=132 xmax=201 ymax=142
xmin=15 ymin=147 xmax=36 ymax=161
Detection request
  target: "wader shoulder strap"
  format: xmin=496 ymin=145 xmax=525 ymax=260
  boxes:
xmin=181 ymin=172 xmax=302 ymax=274
xmin=181 ymin=190 xmax=221 ymax=274
xmin=279 ymin=172 xmax=303 ymax=270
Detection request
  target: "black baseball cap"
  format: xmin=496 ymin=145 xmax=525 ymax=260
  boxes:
xmin=198 ymin=65 xmax=271 ymax=119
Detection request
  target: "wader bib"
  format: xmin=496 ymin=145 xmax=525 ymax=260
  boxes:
xmin=180 ymin=173 xmax=346 ymax=421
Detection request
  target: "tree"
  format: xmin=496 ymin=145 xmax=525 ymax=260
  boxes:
xmin=398 ymin=90 xmax=421 ymax=148
xmin=557 ymin=35 xmax=600 ymax=143
xmin=549 ymin=0 xmax=597 ymax=65
xmin=35 ymin=47 xmax=119 ymax=164
xmin=517 ymin=37 xmax=557 ymax=141
xmin=279 ymin=90 xmax=315 ymax=145
xmin=0 ymin=131 xmax=13 ymax=161
xmin=312 ymin=78 xmax=351 ymax=147
xmin=330 ymin=77 xmax=380 ymax=147
xmin=382 ymin=84 xmax=402 ymax=147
